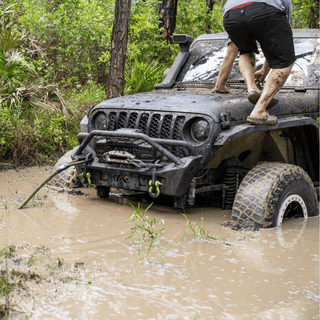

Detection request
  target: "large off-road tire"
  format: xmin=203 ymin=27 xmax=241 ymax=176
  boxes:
xmin=47 ymin=151 xmax=81 ymax=188
xmin=231 ymin=163 xmax=319 ymax=229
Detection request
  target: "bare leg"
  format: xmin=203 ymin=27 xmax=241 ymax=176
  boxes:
xmin=255 ymin=59 xmax=271 ymax=85
xmin=249 ymin=63 xmax=294 ymax=119
xmin=212 ymin=42 xmax=238 ymax=93
xmin=239 ymin=53 xmax=260 ymax=93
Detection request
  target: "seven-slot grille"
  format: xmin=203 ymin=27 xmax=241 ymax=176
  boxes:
xmin=91 ymin=110 xmax=190 ymax=158
xmin=92 ymin=110 xmax=186 ymax=140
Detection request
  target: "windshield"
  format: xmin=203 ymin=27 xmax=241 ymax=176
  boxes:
xmin=177 ymin=36 xmax=320 ymax=88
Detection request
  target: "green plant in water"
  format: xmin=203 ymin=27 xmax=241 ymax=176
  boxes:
xmin=126 ymin=202 xmax=165 ymax=260
xmin=60 ymin=276 xmax=78 ymax=283
xmin=181 ymin=213 xmax=225 ymax=243
xmin=26 ymin=245 xmax=50 ymax=267
xmin=1 ymin=200 xmax=8 ymax=210
xmin=0 ymin=245 xmax=15 ymax=317
xmin=30 ymin=195 xmax=44 ymax=208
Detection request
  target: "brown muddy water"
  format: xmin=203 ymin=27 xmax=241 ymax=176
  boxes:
xmin=0 ymin=166 xmax=319 ymax=319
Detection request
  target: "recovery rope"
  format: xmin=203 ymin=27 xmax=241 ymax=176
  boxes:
xmin=18 ymin=157 xmax=91 ymax=210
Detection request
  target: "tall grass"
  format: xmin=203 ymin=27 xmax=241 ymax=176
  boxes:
xmin=126 ymin=202 xmax=227 ymax=261
xmin=126 ymin=202 xmax=165 ymax=260
xmin=125 ymin=59 xmax=165 ymax=95
xmin=0 ymin=245 xmax=15 ymax=318
xmin=181 ymin=213 xmax=226 ymax=242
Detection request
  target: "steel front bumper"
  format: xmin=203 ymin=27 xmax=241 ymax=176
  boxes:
xmin=72 ymin=129 xmax=203 ymax=197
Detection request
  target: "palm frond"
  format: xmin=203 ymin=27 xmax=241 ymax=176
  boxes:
xmin=0 ymin=29 xmax=22 ymax=52
xmin=6 ymin=50 xmax=37 ymax=73
xmin=125 ymin=58 xmax=164 ymax=94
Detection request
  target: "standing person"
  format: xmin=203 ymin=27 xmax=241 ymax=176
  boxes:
xmin=222 ymin=0 xmax=295 ymax=124
xmin=212 ymin=42 xmax=278 ymax=109
xmin=212 ymin=42 xmax=279 ymax=108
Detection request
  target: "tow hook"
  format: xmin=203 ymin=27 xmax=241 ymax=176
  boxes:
xmin=149 ymin=180 xmax=162 ymax=198
xmin=79 ymin=171 xmax=91 ymax=188
xmin=148 ymin=167 xmax=162 ymax=198
xmin=79 ymin=153 xmax=93 ymax=188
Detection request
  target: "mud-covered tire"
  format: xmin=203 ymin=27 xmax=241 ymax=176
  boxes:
xmin=231 ymin=163 xmax=319 ymax=229
xmin=47 ymin=151 xmax=81 ymax=188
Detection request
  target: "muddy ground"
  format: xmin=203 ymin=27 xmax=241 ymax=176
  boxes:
xmin=0 ymin=166 xmax=319 ymax=319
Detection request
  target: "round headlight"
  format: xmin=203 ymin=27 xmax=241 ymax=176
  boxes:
xmin=95 ymin=113 xmax=107 ymax=130
xmin=191 ymin=119 xmax=210 ymax=142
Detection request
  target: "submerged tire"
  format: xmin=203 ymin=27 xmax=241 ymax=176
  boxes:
xmin=231 ymin=163 xmax=318 ymax=229
xmin=47 ymin=151 xmax=81 ymax=188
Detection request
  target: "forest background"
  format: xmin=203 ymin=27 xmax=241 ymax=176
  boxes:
xmin=0 ymin=0 xmax=318 ymax=164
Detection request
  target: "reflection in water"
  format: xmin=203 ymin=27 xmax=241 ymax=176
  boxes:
xmin=232 ymin=218 xmax=314 ymax=275
xmin=277 ymin=218 xmax=307 ymax=249
xmin=51 ymin=194 xmax=79 ymax=214
xmin=0 ymin=167 xmax=319 ymax=319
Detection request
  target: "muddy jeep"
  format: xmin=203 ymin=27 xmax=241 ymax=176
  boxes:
xmin=71 ymin=29 xmax=319 ymax=229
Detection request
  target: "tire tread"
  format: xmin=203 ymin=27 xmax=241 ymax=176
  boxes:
xmin=231 ymin=163 xmax=318 ymax=228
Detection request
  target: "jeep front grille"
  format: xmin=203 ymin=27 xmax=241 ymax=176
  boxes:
xmin=161 ymin=115 xmax=173 ymax=139
xmin=108 ymin=112 xmax=117 ymax=131
xmin=91 ymin=110 xmax=190 ymax=158
xmin=93 ymin=110 xmax=186 ymax=140
xmin=173 ymin=116 xmax=185 ymax=157
xmin=150 ymin=114 xmax=161 ymax=138
xmin=138 ymin=113 xmax=149 ymax=133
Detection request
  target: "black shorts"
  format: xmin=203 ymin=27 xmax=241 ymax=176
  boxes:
xmin=223 ymin=2 xmax=295 ymax=69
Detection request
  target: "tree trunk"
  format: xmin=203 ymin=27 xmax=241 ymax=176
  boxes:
xmin=157 ymin=0 xmax=178 ymax=44
xmin=105 ymin=0 xmax=131 ymax=99
xmin=309 ymin=0 xmax=319 ymax=28
xmin=205 ymin=0 xmax=215 ymax=33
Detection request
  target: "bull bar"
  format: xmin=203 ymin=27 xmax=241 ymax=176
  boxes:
xmin=74 ymin=129 xmax=198 ymax=166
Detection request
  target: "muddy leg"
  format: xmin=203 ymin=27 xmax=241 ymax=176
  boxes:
xmin=239 ymin=53 xmax=260 ymax=93
xmin=249 ymin=63 xmax=294 ymax=119
xmin=212 ymin=42 xmax=238 ymax=93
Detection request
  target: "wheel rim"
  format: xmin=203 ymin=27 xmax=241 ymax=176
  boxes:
xmin=277 ymin=194 xmax=308 ymax=226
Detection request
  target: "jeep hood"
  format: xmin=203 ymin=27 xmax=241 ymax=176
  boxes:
xmin=91 ymin=89 xmax=319 ymax=123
